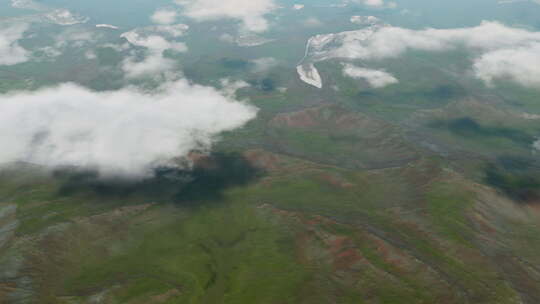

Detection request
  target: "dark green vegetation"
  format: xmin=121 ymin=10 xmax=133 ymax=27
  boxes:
xmin=3 ymin=43 xmax=540 ymax=302
xmin=429 ymin=117 xmax=535 ymax=147
xmin=54 ymin=152 xmax=261 ymax=204
xmin=2 ymin=149 xmax=540 ymax=303
xmin=484 ymin=156 xmax=540 ymax=203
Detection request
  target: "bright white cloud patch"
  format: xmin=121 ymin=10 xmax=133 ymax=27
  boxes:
xmin=151 ymin=8 xmax=178 ymax=25
xmin=324 ymin=21 xmax=540 ymax=60
xmin=301 ymin=21 xmax=540 ymax=88
xmin=175 ymin=0 xmax=277 ymax=32
xmin=0 ymin=81 xmax=257 ymax=177
xmin=342 ymin=64 xmax=398 ymax=88
xmin=121 ymin=31 xmax=186 ymax=52
xmin=0 ymin=23 xmax=29 ymax=66
xmin=473 ymin=43 xmax=540 ymax=87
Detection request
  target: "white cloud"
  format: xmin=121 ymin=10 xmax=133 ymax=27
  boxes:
xmin=342 ymin=63 xmax=398 ymax=88
xmin=314 ymin=21 xmax=540 ymax=61
xmin=293 ymin=4 xmax=304 ymax=10
xmin=0 ymin=80 xmax=257 ymax=177
xmin=151 ymin=8 xmax=178 ymax=25
xmin=122 ymin=53 xmax=177 ymax=79
xmin=219 ymin=78 xmax=250 ymax=97
xmin=120 ymin=29 xmax=187 ymax=78
xmin=0 ymin=23 xmax=30 ymax=66
xmin=473 ymin=43 xmax=540 ymax=87
xmin=251 ymin=57 xmax=278 ymax=73
xmin=303 ymin=21 xmax=540 ymax=88
xmin=175 ymin=0 xmax=277 ymax=32
xmin=121 ymin=31 xmax=186 ymax=52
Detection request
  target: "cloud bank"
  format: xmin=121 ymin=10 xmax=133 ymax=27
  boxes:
xmin=0 ymin=23 xmax=29 ymax=66
xmin=0 ymin=80 xmax=257 ymax=177
xmin=473 ymin=43 xmax=540 ymax=87
xmin=303 ymin=21 xmax=540 ymax=88
xmin=175 ymin=0 xmax=277 ymax=32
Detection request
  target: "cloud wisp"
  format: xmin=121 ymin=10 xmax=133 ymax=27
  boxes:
xmin=0 ymin=80 xmax=257 ymax=177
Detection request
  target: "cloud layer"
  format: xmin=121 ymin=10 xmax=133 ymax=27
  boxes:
xmin=304 ymin=21 xmax=540 ymax=88
xmin=0 ymin=81 xmax=257 ymax=177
